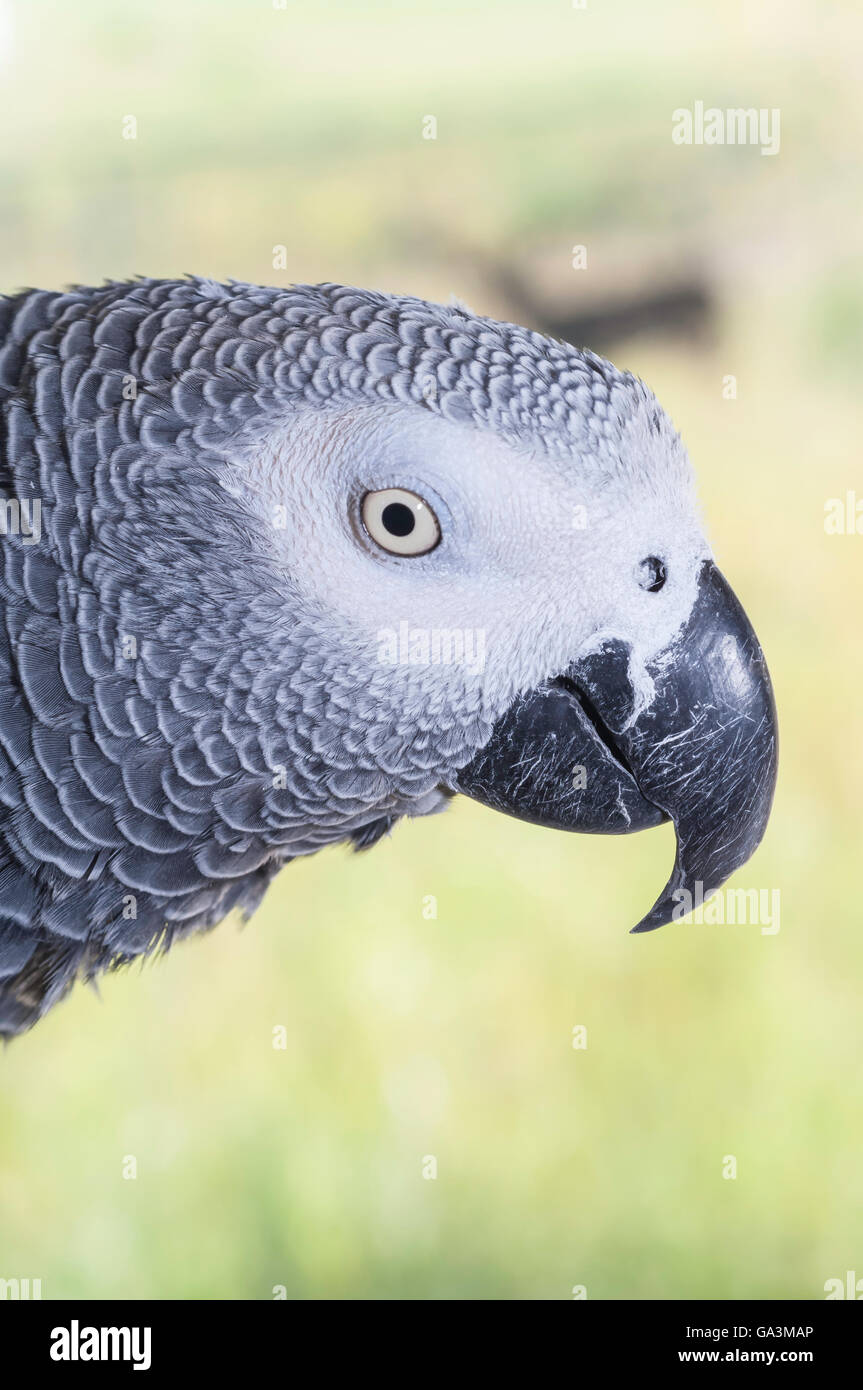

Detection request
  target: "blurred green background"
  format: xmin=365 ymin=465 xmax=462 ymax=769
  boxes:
xmin=1 ymin=0 xmax=862 ymax=1300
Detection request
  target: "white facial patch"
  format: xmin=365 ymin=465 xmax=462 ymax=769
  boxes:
xmin=232 ymin=392 xmax=712 ymax=727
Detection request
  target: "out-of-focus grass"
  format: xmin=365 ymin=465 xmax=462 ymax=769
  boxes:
xmin=1 ymin=0 xmax=862 ymax=1299
xmin=2 ymin=0 xmax=861 ymax=296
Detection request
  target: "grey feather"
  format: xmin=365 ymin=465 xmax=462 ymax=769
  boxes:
xmin=0 ymin=276 xmax=683 ymax=1035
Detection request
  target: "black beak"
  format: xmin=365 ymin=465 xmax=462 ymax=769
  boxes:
xmin=456 ymin=562 xmax=778 ymax=933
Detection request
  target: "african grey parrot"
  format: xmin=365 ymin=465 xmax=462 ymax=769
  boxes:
xmin=0 ymin=277 xmax=777 ymax=1036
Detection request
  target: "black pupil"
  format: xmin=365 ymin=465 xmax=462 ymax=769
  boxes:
xmin=642 ymin=556 xmax=667 ymax=592
xmin=382 ymin=502 xmax=416 ymax=537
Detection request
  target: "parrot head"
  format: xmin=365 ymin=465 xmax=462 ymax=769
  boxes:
xmin=227 ymin=283 xmax=777 ymax=934
xmin=0 ymin=277 xmax=777 ymax=1032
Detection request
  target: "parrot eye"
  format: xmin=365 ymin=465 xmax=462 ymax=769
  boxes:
xmin=637 ymin=556 xmax=667 ymax=592
xmin=361 ymin=488 xmax=441 ymax=556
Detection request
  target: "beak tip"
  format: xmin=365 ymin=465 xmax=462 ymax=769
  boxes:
xmin=629 ymin=879 xmax=682 ymax=933
xmin=629 ymin=915 xmax=667 ymax=935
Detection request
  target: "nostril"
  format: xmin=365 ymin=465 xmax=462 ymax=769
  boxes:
xmin=638 ymin=556 xmax=667 ymax=593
